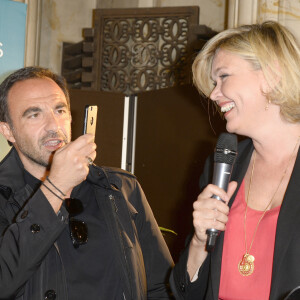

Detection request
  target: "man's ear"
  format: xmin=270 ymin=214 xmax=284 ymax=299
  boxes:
xmin=0 ymin=122 xmax=15 ymax=143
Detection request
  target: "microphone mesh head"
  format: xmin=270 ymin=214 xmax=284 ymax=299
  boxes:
xmin=214 ymin=133 xmax=238 ymax=164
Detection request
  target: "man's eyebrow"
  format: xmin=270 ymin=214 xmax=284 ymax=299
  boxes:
xmin=55 ymin=102 xmax=68 ymax=109
xmin=22 ymin=107 xmax=42 ymax=117
xmin=22 ymin=102 xmax=69 ymax=117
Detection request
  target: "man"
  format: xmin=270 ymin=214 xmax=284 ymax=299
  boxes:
xmin=0 ymin=67 xmax=173 ymax=300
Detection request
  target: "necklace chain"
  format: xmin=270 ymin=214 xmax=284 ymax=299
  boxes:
xmin=238 ymin=137 xmax=300 ymax=276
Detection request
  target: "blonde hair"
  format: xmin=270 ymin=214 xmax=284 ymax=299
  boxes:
xmin=193 ymin=21 xmax=300 ymax=123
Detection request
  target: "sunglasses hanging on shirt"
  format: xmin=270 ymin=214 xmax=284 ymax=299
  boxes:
xmin=65 ymin=198 xmax=88 ymax=249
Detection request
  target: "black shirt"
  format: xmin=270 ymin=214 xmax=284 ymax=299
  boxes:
xmin=24 ymin=170 xmax=124 ymax=299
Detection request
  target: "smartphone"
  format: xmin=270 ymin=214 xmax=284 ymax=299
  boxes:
xmin=83 ymin=105 xmax=98 ymax=136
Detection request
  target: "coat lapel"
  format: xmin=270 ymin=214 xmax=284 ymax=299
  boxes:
xmin=270 ymin=147 xmax=300 ymax=298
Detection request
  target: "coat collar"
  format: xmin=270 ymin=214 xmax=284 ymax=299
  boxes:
xmin=0 ymin=147 xmax=27 ymax=198
xmin=0 ymin=147 xmax=123 ymax=206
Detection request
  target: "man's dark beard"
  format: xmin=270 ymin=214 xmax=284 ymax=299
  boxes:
xmin=12 ymin=130 xmax=70 ymax=169
xmin=22 ymin=150 xmax=54 ymax=168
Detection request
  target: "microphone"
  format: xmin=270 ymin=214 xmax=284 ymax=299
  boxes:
xmin=206 ymin=133 xmax=238 ymax=252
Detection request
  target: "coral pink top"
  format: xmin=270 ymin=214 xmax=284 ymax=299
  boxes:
xmin=218 ymin=180 xmax=280 ymax=300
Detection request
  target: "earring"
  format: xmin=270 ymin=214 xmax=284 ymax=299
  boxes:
xmin=265 ymin=100 xmax=271 ymax=111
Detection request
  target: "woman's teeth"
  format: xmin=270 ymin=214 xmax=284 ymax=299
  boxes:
xmin=221 ymin=103 xmax=235 ymax=112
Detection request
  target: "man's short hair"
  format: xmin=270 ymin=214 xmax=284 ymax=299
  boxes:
xmin=0 ymin=66 xmax=70 ymax=124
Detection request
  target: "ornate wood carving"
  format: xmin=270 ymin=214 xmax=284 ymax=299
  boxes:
xmin=62 ymin=7 xmax=219 ymax=93
xmin=84 ymin=7 xmax=199 ymax=94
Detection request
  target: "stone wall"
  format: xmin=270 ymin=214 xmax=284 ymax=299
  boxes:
xmin=39 ymin=0 xmax=97 ymax=73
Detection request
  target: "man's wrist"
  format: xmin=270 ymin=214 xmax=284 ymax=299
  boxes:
xmin=46 ymin=176 xmax=66 ymax=197
xmin=42 ymin=182 xmax=65 ymax=202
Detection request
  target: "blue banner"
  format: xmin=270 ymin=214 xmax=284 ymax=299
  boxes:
xmin=0 ymin=0 xmax=27 ymax=160
xmin=0 ymin=0 xmax=27 ymax=82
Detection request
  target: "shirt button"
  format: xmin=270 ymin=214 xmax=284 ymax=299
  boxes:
xmin=20 ymin=210 xmax=28 ymax=219
xmin=30 ymin=224 xmax=40 ymax=233
xmin=180 ymin=283 xmax=185 ymax=292
xmin=44 ymin=289 xmax=56 ymax=299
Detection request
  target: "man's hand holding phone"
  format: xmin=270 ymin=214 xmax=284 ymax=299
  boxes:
xmin=46 ymin=105 xmax=98 ymax=197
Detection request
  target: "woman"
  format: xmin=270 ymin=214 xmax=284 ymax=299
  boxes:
xmin=170 ymin=21 xmax=300 ymax=300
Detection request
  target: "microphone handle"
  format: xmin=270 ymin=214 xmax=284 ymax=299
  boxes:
xmin=206 ymin=162 xmax=233 ymax=251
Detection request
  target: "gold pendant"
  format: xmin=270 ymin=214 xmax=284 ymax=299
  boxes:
xmin=238 ymin=253 xmax=255 ymax=276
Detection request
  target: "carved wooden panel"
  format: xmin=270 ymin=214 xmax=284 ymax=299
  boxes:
xmin=83 ymin=7 xmax=199 ymax=94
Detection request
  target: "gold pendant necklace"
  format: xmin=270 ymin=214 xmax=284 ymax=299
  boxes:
xmin=238 ymin=138 xmax=300 ymax=276
xmin=238 ymin=253 xmax=254 ymax=276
